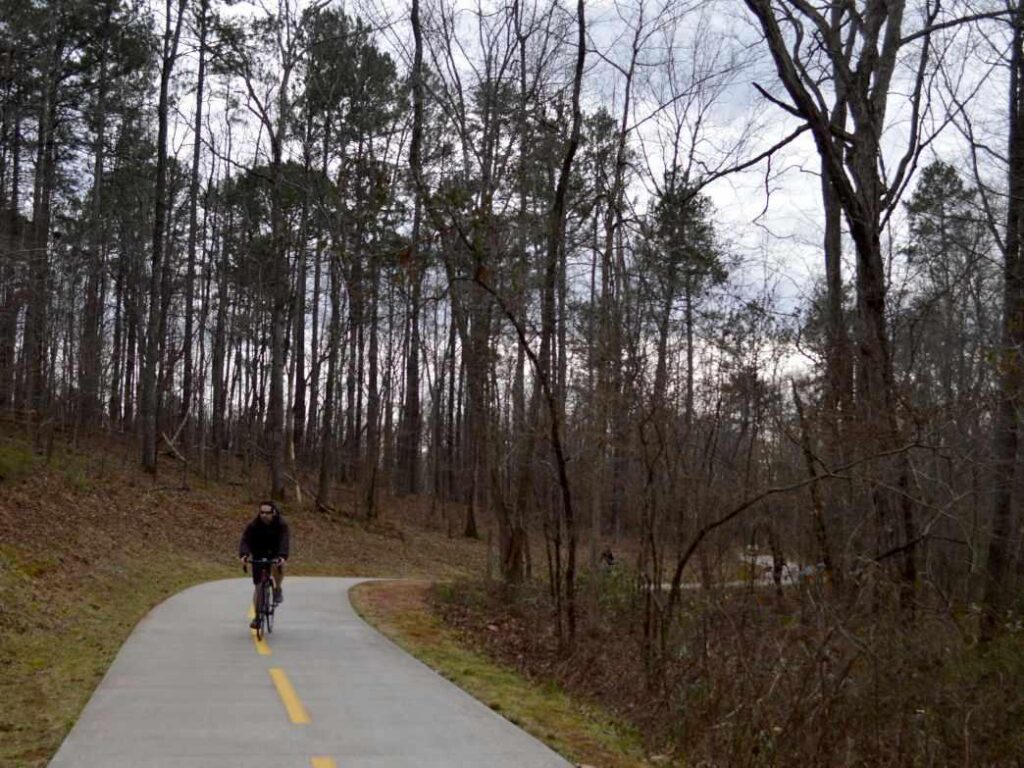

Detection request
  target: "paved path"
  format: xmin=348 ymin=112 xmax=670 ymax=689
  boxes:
xmin=49 ymin=577 xmax=571 ymax=768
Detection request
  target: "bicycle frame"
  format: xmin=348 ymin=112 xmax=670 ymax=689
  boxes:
xmin=245 ymin=557 xmax=279 ymax=640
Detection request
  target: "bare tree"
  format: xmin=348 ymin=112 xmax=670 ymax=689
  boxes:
xmin=742 ymin=0 xmax=956 ymax=589
xmin=141 ymin=0 xmax=187 ymax=474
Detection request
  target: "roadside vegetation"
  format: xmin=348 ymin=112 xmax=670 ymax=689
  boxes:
xmin=351 ymin=580 xmax=652 ymax=767
xmin=429 ymin=571 xmax=1024 ymax=765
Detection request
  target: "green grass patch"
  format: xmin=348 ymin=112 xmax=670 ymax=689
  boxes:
xmin=0 ymin=548 xmax=233 ymax=767
xmin=61 ymin=466 xmax=91 ymax=493
xmin=0 ymin=442 xmax=39 ymax=486
xmin=350 ymin=580 xmax=654 ymax=767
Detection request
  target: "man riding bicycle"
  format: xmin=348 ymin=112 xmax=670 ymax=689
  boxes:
xmin=239 ymin=501 xmax=290 ymax=629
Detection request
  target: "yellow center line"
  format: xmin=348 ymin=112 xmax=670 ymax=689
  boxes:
xmin=247 ymin=607 xmax=271 ymax=655
xmin=311 ymin=759 xmax=337 ymax=768
xmin=251 ymin=628 xmax=271 ymax=655
xmin=269 ymin=668 xmax=311 ymax=724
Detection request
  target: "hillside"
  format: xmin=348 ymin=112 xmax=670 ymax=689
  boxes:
xmin=0 ymin=429 xmax=486 ymax=767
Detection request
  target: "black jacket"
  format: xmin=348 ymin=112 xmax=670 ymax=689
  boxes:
xmin=239 ymin=511 xmax=290 ymax=559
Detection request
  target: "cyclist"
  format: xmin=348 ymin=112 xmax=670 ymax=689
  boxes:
xmin=239 ymin=501 xmax=290 ymax=629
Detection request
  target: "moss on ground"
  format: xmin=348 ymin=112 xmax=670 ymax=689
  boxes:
xmin=0 ymin=441 xmax=39 ymax=486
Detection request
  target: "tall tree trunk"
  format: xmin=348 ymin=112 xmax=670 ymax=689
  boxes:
xmin=538 ymin=0 xmax=586 ymax=649
xmin=344 ymin=253 xmax=363 ymax=483
xmin=22 ymin=30 xmax=61 ymax=431
xmin=197 ymin=190 xmax=213 ymax=476
xmin=463 ymin=296 xmax=484 ymax=540
xmin=307 ymin=237 xmax=322 ymax=454
xmin=79 ymin=2 xmax=112 ymax=431
xmin=318 ymin=250 xmax=342 ymax=508
xmin=822 ymin=3 xmax=852 ymax=417
xmin=23 ymin=46 xmax=60 ymax=432
xmin=745 ymin=0 xmax=919 ymax=592
xmin=364 ymin=254 xmax=380 ymax=518
xmin=181 ymin=0 xmax=208 ymax=455
xmin=398 ymin=0 xmax=425 ymax=495
xmin=211 ymin=217 xmax=229 ymax=479
xmin=156 ymin=171 xmax=180 ymax=425
xmin=141 ymin=0 xmax=186 ymax=473
xmin=266 ymin=50 xmax=297 ymax=501
xmin=291 ymin=206 xmax=307 ymax=458
xmin=792 ymin=381 xmax=838 ymax=585
xmin=983 ymin=7 xmax=1024 ymax=638
xmin=502 ymin=0 xmax=533 ymax=580
xmin=822 ymin=160 xmax=851 ymax=415
xmin=124 ymin=261 xmax=138 ymax=428
xmin=108 ymin=255 xmax=124 ymax=425
xmin=307 ymin=126 xmax=331 ymax=454
xmin=0 ymin=109 xmax=21 ymax=411
xmin=292 ymin=109 xmax=315 ymax=458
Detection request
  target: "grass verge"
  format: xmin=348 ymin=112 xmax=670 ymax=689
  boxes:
xmin=0 ymin=546 xmax=232 ymax=766
xmin=350 ymin=580 xmax=653 ymax=768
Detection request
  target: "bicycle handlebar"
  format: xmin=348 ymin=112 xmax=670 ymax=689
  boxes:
xmin=241 ymin=556 xmax=283 ymax=573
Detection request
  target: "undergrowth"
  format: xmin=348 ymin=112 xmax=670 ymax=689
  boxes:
xmin=434 ymin=572 xmax=1024 ymax=766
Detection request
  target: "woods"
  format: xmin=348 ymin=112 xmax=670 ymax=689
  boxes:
xmin=3 ymin=0 xmax=1024 ymax=761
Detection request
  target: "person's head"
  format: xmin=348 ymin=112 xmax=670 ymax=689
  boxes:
xmin=257 ymin=501 xmax=277 ymax=523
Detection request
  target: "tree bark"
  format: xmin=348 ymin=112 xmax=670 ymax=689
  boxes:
xmin=181 ymin=0 xmax=208 ymax=455
xmin=0 ymin=109 xmax=21 ymax=411
xmin=538 ymin=0 xmax=586 ymax=649
xmin=79 ymin=0 xmax=112 ymax=431
xmin=983 ymin=7 xmax=1024 ymax=638
xmin=745 ymin=0 xmax=920 ymax=590
xmin=141 ymin=0 xmax=186 ymax=473
xmin=398 ymin=0 xmax=425 ymax=496
xmin=364 ymin=252 xmax=380 ymax=518
xmin=23 ymin=32 xmax=61 ymax=430
xmin=317 ymin=248 xmax=342 ymax=509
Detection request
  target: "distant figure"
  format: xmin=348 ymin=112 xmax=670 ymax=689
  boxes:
xmin=239 ymin=501 xmax=290 ymax=629
xmin=599 ymin=547 xmax=616 ymax=570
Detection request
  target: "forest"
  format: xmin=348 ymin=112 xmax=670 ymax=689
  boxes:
xmin=2 ymin=0 xmax=1024 ymax=761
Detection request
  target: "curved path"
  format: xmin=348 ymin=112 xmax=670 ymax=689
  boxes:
xmin=48 ymin=577 xmax=571 ymax=768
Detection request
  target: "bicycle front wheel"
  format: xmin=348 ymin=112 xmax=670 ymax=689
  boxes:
xmin=253 ymin=584 xmax=266 ymax=641
xmin=262 ymin=579 xmax=274 ymax=635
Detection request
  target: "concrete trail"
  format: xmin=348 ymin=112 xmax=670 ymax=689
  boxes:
xmin=48 ymin=577 xmax=571 ymax=768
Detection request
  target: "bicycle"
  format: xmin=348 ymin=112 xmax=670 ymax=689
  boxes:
xmin=243 ymin=557 xmax=280 ymax=641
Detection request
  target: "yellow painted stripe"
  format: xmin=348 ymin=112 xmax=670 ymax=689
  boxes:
xmin=269 ymin=668 xmax=310 ymax=724
xmin=247 ymin=606 xmax=271 ymax=654
xmin=251 ymin=628 xmax=271 ymax=655
xmin=311 ymin=759 xmax=337 ymax=768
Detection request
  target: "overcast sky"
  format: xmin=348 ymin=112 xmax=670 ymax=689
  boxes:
xmin=168 ymin=0 xmax=1012 ymax=320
